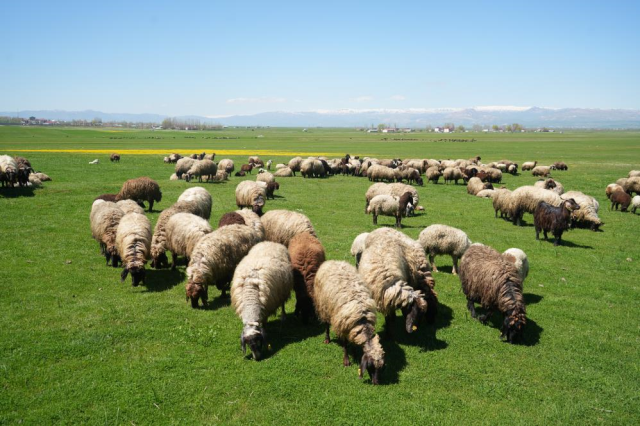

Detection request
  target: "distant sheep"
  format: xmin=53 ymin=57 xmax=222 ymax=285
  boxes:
xmin=288 ymin=157 xmax=303 ymax=175
xmin=628 ymin=170 xmax=640 ymax=178
xmin=551 ymin=162 xmax=568 ymax=171
xmin=175 ymin=157 xmax=196 ymax=179
xmin=418 ymin=224 xmax=471 ymax=275
xmin=218 ymin=159 xmax=235 ymax=174
xmin=110 ymin=153 xmax=120 ymax=162
xmin=116 ymin=177 xmax=162 ymax=212
xmin=261 ymin=209 xmax=316 ymax=247
xmin=288 ymin=232 xmax=325 ymax=323
xmin=364 ymin=183 xmax=419 ymax=215
xmin=425 ymin=166 xmax=442 ymax=184
xmin=502 ymin=248 xmax=529 ymax=282
xmin=521 ymin=161 xmax=537 ymax=171
xmin=116 ymin=212 xmax=152 ymax=286
xmin=301 ymin=159 xmax=325 ymax=178
xmin=624 ymin=177 xmax=640 ymax=196
xmin=443 ymin=167 xmax=463 ymax=184
xmin=164 ymin=212 xmax=213 ymax=269
xmin=531 ymin=166 xmax=551 ymax=177
xmin=185 ymin=159 xmax=218 ymax=183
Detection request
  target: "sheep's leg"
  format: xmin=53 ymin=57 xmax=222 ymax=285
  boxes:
xmin=478 ymin=310 xmax=492 ymax=324
xmin=171 ymin=252 xmax=178 ymax=270
xmin=535 ymin=227 xmax=540 ymax=240
xmin=324 ymin=325 xmax=331 ymax=344
xmin=280 ymin=303 xmax=286 ymax=322
xmin=452 ymin=256 xmax=458 ymax=275
xmin=466 ymin=300 xmax=478 ymax=318
xmin=148 ymin=200 xmax=154 ymax=212
xmin=372 ymin=214 xmax=377 ymax=225
xmin=543 ymin=230 xmax=548 ymax=240
xmin=429 ymin=254 xmax=438 ymax=272
xmin=554 ymin=232 xmax=561 ymax=246
xmin=341 ymin=340 xmax=351 ymax=366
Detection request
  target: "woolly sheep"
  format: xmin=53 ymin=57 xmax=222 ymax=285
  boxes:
xmin=467 ymin=177 xmax=492 ymax=195
xmin=218 ymin=212 xmax=247 ymax=228
xmin=314 ymin=261 xmax=385 ymax=384
xmin=169 ymin=173 xmax=179 ymax=181
xmin=288 ymin=157 xmax=303 ymax=175
xmin=177 ymin=186 xmax=213 ymax=220
xmin=32 ymin=172 xmax=51 ymax=181
xmin=628 ymin=170 xmax=640 ymax=178
xmin=561 ymin=191 xmax=603 ymax=230
xmin=186 ymin=224 xmax=263 ymax=308
xmin=366 ymin=194 xmax=412 ymax=228
xmin=426 ymin=166 xmax=442 ymax=184
xmin=218 ymin=159 xmax=234 ymax=174
xmin=90 ymin=201 xmax=124 ymax=266
xmin=368 ymin=165 xmax=398 ymax=183
xmin=502 ymin=248 xmax=529 ymax=281
xmin=27 ymin=174 xmax=43 ymax=188
xmin=521 ymin=161 xmax=537 ymax=171
xmin=265 ymin=181 xmax=279 ymax=200
xmin=273 ymin=167 xmax=293 ymax=177
xmin=624 ymin=177 xmax=640 ymax=196
xmin=256 ymin=170 xmax=275 ymax=184
xmin=164 ymin=212 xmax=213 ymax=269
xmin=116 ymin=212 xmax=152 ymax=286
xmin=248 ymin=156 xmax=264 ymax=167
xmin=534 ymin=198 xmax=580 ymax=246
xmin=235 ymin=181 xmax=266 ymax=216
xmin=0 ymin=155 xmax=18 ymax=187
xmin=606 ymin=183 xmax=623 ymax=199
xmin=443 ymin=167 xmax=464 ymax=184
xmin=175 ymin=157 xmax=196 ymax=179
xmin=116 ymin=200 xmax=145 ymax=215
xmin=492 ymin=188 xmax=513 ymax=219
xmin=476 ymin=189 xmax=495 ymax=198
xmin=211 ymin=170 xmax=229 ymax=182
xmin=260 ymin=209 xmax=316 ymax=247
xmin=459 ymin=244 xmax=526 ymax=343
xmin=418 ymin=224 xmax=471 ymax=275
xmin=116 ymin=177 xmax=162 ymax=212
xmin=631 ymin=195 xmax=640 ymax=214
xmin=185 ymin=159 xmax=217 ymax=183
xmin=610 ymin=190 xmax=631 ymax=212
xmin=275 ymin=163 xmax=286 ymax=170
xmin=616 ymin=177 xmax=628 ymax=188
xmin=288 ymin=232 xmax=325 ymax=323
xmin=531 ymin=166 xmax=551 ymax=177
xmin=403 ymin=159 xmax=428 ymax=173
xmin=300 ymin=159 xmax=325 ymax=178
xmin=231 ymin=241 xmax=293 ymax=360
xmin=364 ymin=183 xmax=419 ymax=214
xmin=509 ymin=185 xmax=563 ymax=226
xmin=350 ymin=232 xmax=370 ymax=267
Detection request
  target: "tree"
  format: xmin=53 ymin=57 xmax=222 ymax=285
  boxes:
xmin=425 ymin=125 xmax=433 ymax=132
xmin=492 ymin=125 xmax=499 ymax=132
xmin=472 ymin=124 xmax=483 ymax=132
xmin=506 ymin=124 xmax=513 ymax=132
xmin=444 ymin=122 xmax=455 ymax=131
xmin=456 ymin=125 xmax=466 ymax=132
xmin=377 ymin=123 xmax=386 ymax=131
xmin=512 ymin=123 xmax=523 ymax=132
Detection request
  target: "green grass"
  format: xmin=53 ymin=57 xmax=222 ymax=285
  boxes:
xmin=1 ymin=126 xmax=639 ymax=424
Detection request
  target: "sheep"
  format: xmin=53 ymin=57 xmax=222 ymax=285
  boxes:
xmin=288 ymin=157 xmax=303 ymax=175
xmin=616 ymin=177 xmax=628 ymax=188
xmin=561 ymin=191 xmax=603 ymax=230
xmin=116 ymin=200 xmax=145 ymax=215
xmin=265 ymin=181 xmax=279 ymax=200
xmin=256 ymin=170 xmax=275 ymax=184
xmin=534 ymin=198 xmax=581 ymax=246
xmin=260 ymin=210 xmax=316 ymax=247
xmin=288 ymin=232 xmax=325 ymax=323
xmin=610 ymin=190 xmax=631 ymax=212
xmin=531 ymin=166 xmax=551 ymax=177
xmin=187 ymin=224 xmax=263 ymax=308
xmin=397 ymin=167 xmax=423 ymax=185
xmin=169 ymin=173 xmax=179 ymax=180
xmin=418 ymin=225 xmax=471 ymax=275
xmin=266 ymin=159 xmax=273 ymax=170
xmin=116 ymin=212 xmax=152 ymax=286
xmin=502 ymin=248 xmax=529 ymax=282
xmin=89 ymin=159 xmax=99 ymax=165
xmin=218 ymin=159 xmax=234 ymax=174
xmin=367 ymin=165 xmax=398 ymax=183
xmin=175 ymin=157 xmax=196 ymax=179
xmin=164 ymin=212 xmax=213 ymax=269
xmin=90 ymin=201 xmax=125 ymax=266
xmin=273 ymin=167 xmax=293 ymax=177
xmin=314 ymin=261 xmax=385 ymax=384
xmin=185 ymin=159 xmax=218 ymax=183
xmin=204 ymin=153 xmax=216 ymax=161
xmin=458 ymin=244 xmax=526 ymax=343
xmin=551 ymin=161 xmax=568 ymax=171
xmin=231 ymin=242 xmax=293 ymax=360
xmin=240 ymin=164 xmax=254 ymax=174
xmin=164 ymin=157 xmax=171 ymax=164
xmin=364 ymin=182 xmax=419 ymax=215
xmin=0 ymin=155 xmax=18 ymax=187
xmin=32 ymin=172 xmax=51 ymax=181
xmin=425 ymin=166 xmax=442 ymax=184
xmin=631 ymin=195 xmax=640 ymax=214
xmin=235 ymin=181 xmax=266 ymax=216
xmin=367 ymin=193 xmax=413 ymax=228
xmin=116 ymin=177 xmax=162 ymax=212
xmin=176 ymin=186 xmax=213 ymax=220
xmin=606 ymin=184 xmax=624 ymax=199
xmin=211 ymin=170 xmax=229 ymax=182
xmin=275 ymin=163 xmax=286 ymax=170
xmin=484 ymin=168 xmax=503 ymax=183
xmin=25 ymin=174 xmax=41 ymax=188
xmin=248 ymin=156 xmax=264 ymax=167
xmin=467 ymin=177 xmax=493 ymax=195
xmin=443 ymin=167 xmax=463 ymax=184
xmin=403 ymin=159 xmax=428 ymax=173
xmin=110 ymin=153 xmax=120 ymax=162
xmin=629 ymin=170 xmax=640 ymax=178
xmin=218 ymin=212 xmax=247 ymax=228
xmin=492 ymin=188 xmax=512 ymax=219
xmin=521 ymin=161 xmax=537 ymax=171
xmin=350 ymin=232 xmax=370 ymax=268
xmin=624 ymin=177 xmax=640 ymax=196
xmin=476 ymin=189 xmax=495 ymax=198
xmin=235 ymin=171 xmax=246 ymax=177
xmin=301 ymin=159 xmax=325 ymax=178
xmin=509 ymin=185 xmax=563 ymax=226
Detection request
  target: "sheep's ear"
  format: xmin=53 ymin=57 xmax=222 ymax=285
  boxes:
xmin=120 ymin=268 xmax=129 ymax=282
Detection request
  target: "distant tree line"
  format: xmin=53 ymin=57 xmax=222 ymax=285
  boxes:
xmin=161 ymin=118 xmax=223 ymax=130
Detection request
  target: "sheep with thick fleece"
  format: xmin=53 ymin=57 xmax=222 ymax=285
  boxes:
xmin=32 ymin=172 xmax=51 ymax=181
xmin=273 ymin=167 xmax=293 ymax=177
xmin=367 ymin=195 xmax=402 ymax=227
xmin=492 ymin=188 xmax=513 ymax=219
xmin=561 ymin=190 xmax=603 ymax=230
xmin=287 ymin=156 xmax=303 ymax=175
xmin=185 ymin=159 xmax=217 ymax=183
xmin=631 ymin=195 xmax=640 ymax=214
xmin=300 ymin=159 xmax=325 ymax=178
xmin=509 ymin=185 xmax=562 ymax=226
xmin=115 ymin=200 xmax=144 ymax=215
xmin=256 ymin=170 xmax=275 ymax=184
xmin=164 ymin=212 xmax=213 ymax=269
xmin=624 ymin=177 xmax=640 ymax=196
xmin=531 ymin=166 xmax=551 ymax=177
xmin=476 ymin=189 xmax=495 ymax=198
xmin=606 ymin=183 xmax=624 ymax=199
xmin=0 ymin=155 xmax=18 ymax=187
xmin=443 ymin=167 xmax=464 ymax=184
xmin=116 ymin=212 xmax=152 ymax=286
xmin=90 ymin=200 xmax=125 ymax=266
xmin=502 ymin=248 xmax=529 ymax=281
xmin=458 ymin=244 xmax=526 ymax=343
xmin=234 ymin=208 xmax=265 ymax=239
xmin=186 ymin=224 xmax=263 ymax=308
xmin=350 ymin=232 xmax=370 ymax=267
xmin=368 ymin=165 xmax=398 ymax=183
xmin=177 ymin=186 xmax=212 ymax=220
xmin=314 ymin=261 xmax=385 ymax=384
xmin=174 ymin=157 xmax=196 ymax=179
xmin=218 ymin=159 xmax=234 ymax=174
xmin=116 ymin=177 xmax=162 ymax=212
xmin=426 ymin=166 xmax=442 ymax=184
xmin=467 ymin=177 xmax=492 ymax=195
xmin=521 ymin=161 xmax=537 ymax=171
xmin=260 ymin=209 xmax=316 ymax=247
xmin=231 ymin=242 xmax=293 ymax=360
xmin=364 ymin=183 xmax=419 ymax=214
xmin=288 ymin=232 xmax=325 ymax=323
xmin=211 ymin=170 xmax=229 ymax=182
xmin=418 ymin=224 xmax=471 ymax=275
xmin=235 ymin=180 xmax=266 ymax=216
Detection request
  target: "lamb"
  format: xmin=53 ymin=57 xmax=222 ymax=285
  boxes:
xmin=116 ymin=200 xmax=145 ymax=215
xmin=606 ymin=184 xmax=624 ymax=199
xmin=266 ymin=159 xmax=273 ymax=170
xmin=260 ymin=210 xmax=316 ymax=247
xmin=458 ymin=244 xmax=526 ymax=343
xmin=177 ymin=186 xmax=213 ymax=220
xmin=110 ymin=153 xmax=120 ymax=162
xmin=273 ymin=167 xmax=293 ymax=177
xmin=531 ymin=166 xmax=551 ymax=177
xmin=116 ymin=212 xmax=152 ymax=286
xmin=164 ymin=212 xmax=213 ymax=269
xmin=631 ymin=195 xmax=640 ymax=214
xmin=231 ymin=242 xmax=294 ymax=360
xmin=350 ymin=232 xmax=370 ymax=267
xmin=211 ymin=170 xmax=229 ymax=182
xmin=509 ymin=185 xmax=563 ymax=226
xmin=187 ymin=224 xmax=263 ymax=308
xmin=301 ymin=159 xmax=325 ymax=178
xmin=534 ymin=198 xmax=580 ymax=246
xmin=217 ymin=159 xmax=234 ymax=174
xmin=502 ymin=248 xmax=529 ymax=281
xmin=425 ymin=166 xmax=442 ymax=184
xmin=116 ymin=177 xmax=162 ymax=212
xmin=288 ymin=157 xmax=303 ymax=176
xmin=314 ymin=261 xmax=385 ymax=384
xmin=610 ymin=190 xmax=631 ymax=212
xmin=476 ymin=189 xmax=495 ymax=198
xmin=521 ymin=161 xmax=537 ymax=171
xmin=418 ymin=224 xmax=471 ymax=275
xmin=185 ymin=159 xmax=218 ymax=183
xmin=629 ymin=170 xmax=640 ymax=178
xmin=364 ymin=182 xmax=419 ymax=215
xmin=561 ymin=191 xmax=603 ymax=230
xmin=90 ymin=200 xmax=125 ymax=266
xmin=265 ymin=181 xmax=279 ymax=200
xmin=443 ymin=167 xmax=464 ymax=184
xmin=467 ymin=177 xmax=493 ymax=195
xmin=492 ymin=188 xmax=513 ymax=219
xmin=256 ymin=170 xmax=275 ymax=184
xmin=174 ymin=157 xmax=196 ymax=179
xmin=624 ymin=177 xmax=640 ymax=196
xmin=288 ymin=232 xmax=326 ymax=323
xmin=367 ymin=193 xmax=413 ymax=228
xmin=235 ymin=181 xmax=266 ymax=216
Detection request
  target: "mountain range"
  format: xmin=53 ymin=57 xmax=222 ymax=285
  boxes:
xmin=3 ymin=107 xmax=640 ymax=129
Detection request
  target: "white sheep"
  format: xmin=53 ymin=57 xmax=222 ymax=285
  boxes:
xmin=273 ymin=167 xmax=293 ymax=177
xmin=185 ymin=159 xmax=218 ymax=183
xmin=476 ymin=189 xmax=495 ymax=198
xmin=235 ymin=181 xmax=266 ymax=216
xmin=90 ymin=200 xmax=124 ymax=266
xmin=521 ymin=161 xmax=537 ymax=171
xmin=631 ymin=195 xmax=640 ymax=214
xmin=260 ymin=209 xmax=316 ymax=247
xmin=502 ymin=248 xmax=529 ymax=281
xmin=256 ymin=170 xmax=275 ymax=184
xmin=350 ymin=232 xmax=370 ymax=267
xmin=174 ymin=157 xmax=196 ymax=179
xmin=531 ymin=166 xmax=551 ymax=177
xmin=561 ymin=190 xmax=603 ymax=231
xmin=231 ymin=241 xmax=294 ymax=360
xmin=418 ymin=224 xmax=471 ymax=275
xmin=116 ymin=212 xmax=152 ymax=286
xmin=509 ymin=185 xmax=562 ymax=226
xmin=217 ymin=159 xmax=234 ymax=174
xmin=368 ymin=165 xmax=398 ymax=183
xmin=288 ymin=157 xmax=303 ymax=175
xmin=177 ymin=186 xmax=212 ymax=220
xmin=443 ymin=167 xmax=463 ymax=184
xmin=89 ymin=159 xmax=99 ymax=165
xmin=367 ymin=194 xmax=404 ymax=227
xmin=364 ymin=182 xmax=419 ymax=215
xmin=164 ymin=212 xmax=213 ymax=269
xmin=314 ymin=260 xmax=385 ymax=384
xmin=116 ymin=200 xmax=145 ymax=215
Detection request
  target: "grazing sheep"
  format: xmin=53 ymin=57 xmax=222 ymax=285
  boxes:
xmin=368 ymin=164 xmax=399 ymax=183
xmin=116 ymin=177 xmax=162 ymax=212
xmin=624 ymin=177 xmax=640 ymax=196
xmin=110 ymin=153 xmax=120 ymax=162
xmin=521 ymin=161 xmax=537 ymax=171
xmin=90 ymin=201 xmax=125 ymax=266
xmin=561 ymin=191 xmax=603 ymax=230
xmin=168 ymin=153 xmax=182 ymax=163
xmin=240 ymin=164 xmax=254 ymax=174
xmin=350 ymin=232 xmax=370 ymax=268
xmin=492 ymin=188 xmax=513 ymax=219
xmin=32 ymin=172 xmax=51 ymax=181
xmin=89 ymin=159 xmax=99 ymax=165
xmin=95 ymin=193 xmax=119 ymax=203
xmin=187 ymin=224 xmax=263 ymax=308
xmin=509 ymin=186 xmax=563 ymax=226
xmin=404 ymin=159 xmax=428 ymax=173
xmin=364 ymin=182 xmax=419 ymax=215
xmin=288 ymin=157 xmax=303 ymax=176
xmin=218 ymin=159 xmax=235 ymax=174
xmin=177 ymin=186 xmax=213 ymax=220
xmin=397 ymin=167 xmax=423 ymax=185
xmin=458 ymin=244 xmax=526 ymax=343
xmin=164 ymin=212 xmax=213 ymax=269
xmin=211 ymin=170 xmax=229 ymax=182
xmin=204 ymin=153 xmax=216 ymax=161
xmin=116 ymin=212 xmax=152 ymax=286
xmin=231 ymin=242 xmax=294 ymax=360
xmin=443 ymin=167 xmax=464 ymax=184
xmin=502 ymin=248 xmax=529 ymax=281
xmin=606 ymin=184 xmax=624 ymax=199
xmin=551 ymin=161 xmax=568 ymax=171
xmin=467 ymin=177 xmax=493 ymax=195
xmin=628 ymin=170 xmax=640 ymax=178
xmin=301 ymin=159 xmax=325 ymax=178
xmin=175 ymin=157 xmax=196 ymax=179
xmin=256 ymin=170 xmax=275 ymax=184
xmin=610 ymin=190 xmax=631 ymax=212
xmin=0 ymin=155 xmax=18 ymax=187
xmin=164 ymin=157 xmax=171 ymax=164
xmin=616 ymin=177 xmax=628 ymax=188
xmin=288 ymin=232 xmax=326 ymax=323
xmin=273 ymin=167 xmax=293 ymax=177
xmin=367 ymin=193 xmax=413 ymax=228
xmin=185 ymin=159 xmax=218 ymax=183
xmin=116 ymin=200 xmax=145 ymax=215
xmin=235 ymin=181 xmax=266 ymax=216
xmin=260 ymin=210 xmax=316 ymax=247
xmin=248 ymin=156 xmax=264 ymax=167
xmin=631 ymin=195 xmax=640 ymax=214
xmin=418 ymin=224 xmax=471 ymax=275
xmin=531 ymin=166 xmax=551 ymax=177
xmin=265 ymin=181 xmax=279 ymax=200
xmin=314 ymin=261 xmax=385 ymax=384
xmin=425 ymin=166 xmax=442 ymax=184
xmin=534 ymin=198 xmax=580 ymax=246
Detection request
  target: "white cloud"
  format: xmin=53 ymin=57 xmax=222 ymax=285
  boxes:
xmin=226 ymin=97 xmax=287 ymax=104
xmin=390 ymin=95 xmax=406 ymax=101
xmin=352 ymin=96 xmax=374 ymax=102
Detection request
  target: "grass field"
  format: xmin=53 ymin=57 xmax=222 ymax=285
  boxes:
xmin=1 ymin=126 xmax=639 ymax=424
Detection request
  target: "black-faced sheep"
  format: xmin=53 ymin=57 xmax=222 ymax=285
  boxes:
xmin=110 ymin=153 xmax=120 ymax=162
xmin=458 ymin=244 xmax=526 ymax=343
xmin=235 ymin=181 xmax=266 ymax=216
xmin=314 ymin=260 xmax=385 ymax=384
xmin=116 ymin=177 xmax=162 ymax=212
xmin=218 ymin=159 xmax=234 ymax=174
xmin=231 ymin=241 xmax=293 ymax=360
xmin=534 ymin=198 xmax=580 ymax=246
xmin=610 ymin=190 xmax=631 ymax=212
xmin=116 ymin=212 xmax=152 ymax=286
xmin=288 ymin=232 xmax=326 ymax=324
xmin=551 ymin=161 xmax=568 ymax=171
xmin=265 ymin=181 xmax=279 ymax=200
xmin=418 ymin=224 xmax=471 ymax=275
xmin=164 ymin=212 xmax=213 ymax=269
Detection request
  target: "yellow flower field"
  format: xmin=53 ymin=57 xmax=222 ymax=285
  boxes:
xmin=7 ymin=148 xmax=344 ymax=157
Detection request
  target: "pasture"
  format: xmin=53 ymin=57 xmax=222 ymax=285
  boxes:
xmin=0 ymin=126 xmax=639 ymax=424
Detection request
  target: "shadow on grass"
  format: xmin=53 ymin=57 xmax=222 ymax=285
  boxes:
xmin=388 ymin=302 xmax=453 ymax=353
xmin=144 ymin=268 xmax=185 ymax=292
xmin=536 ymin=237 xmax=593 ymax=249
xmin=475 ymin=309 xmax=543 ymax=346
xmin=201 ymin=295 xmax=231 ymax=311
xmin=254 ymin=316 xmax=324 ymax=361
xmin=524 ymin=293 xmax=543 ymax=305
xmin=0 ymin=186 xmax=36 ymax=198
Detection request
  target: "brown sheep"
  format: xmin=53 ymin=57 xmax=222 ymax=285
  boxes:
xmin=551 ymin=161 xmax=568 ymax=170
xmin=218 ymin=212 xmax=247 ymax=228
xmin=534 ymin=199 xmax=580 ymax=246
xmin=265 ymin=181 xmax=280 ymax=200
xmin=241 ymin=164 xmax=254 ymax=174
xmin=610 ymin=190 xmax=631 ymax=212
xmin=116 ymin=177 xmax=162 ymax=212
xmin=288 ymin=232 xmax=326 ymax=324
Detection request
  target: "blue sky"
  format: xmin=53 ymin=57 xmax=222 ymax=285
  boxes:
xmin=1 ymin=0 xmax=639 ymax=116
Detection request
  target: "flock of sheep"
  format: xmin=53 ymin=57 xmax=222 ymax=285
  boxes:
xmin=0 ymin=154 xmax=51 ymax=188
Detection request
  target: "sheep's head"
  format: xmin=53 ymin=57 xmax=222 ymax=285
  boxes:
xmin=483 ymin=182 xmax=494 ymax=190
xmin=501 ymin=310 xmax=526 ymax=344
xmin=563 ymin=198 xmax=580 ymax=212
xmin=184 ymin=173 xmax=193 ymax=182
xmin=252 ymin=196 xmax=265 ymax=216
xmin=360 ymin=335 xmax=385 ymax=385
xmin=185 ymin=282 xmax=208 ymax=308
xmin=402 ymin=295 xmax=428 ymax=333
xmin=415 ymin=176 xmax=424 ymax=186
xmin=155 ymin=190 xmax=162 ymax=202
xmin=241 ymin=324 xmax=267 ymax=360
xmin=121 ymin=263 xmax=146 ymax=287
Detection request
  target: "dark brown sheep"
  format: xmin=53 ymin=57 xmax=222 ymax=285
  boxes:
xmin=234 ymin=171 xmax=246 ymax=177
xmin=240 ymin=164 xmax=254 ymax=174
xmin=218 ymin=212 xmax=247 ymax=228
xmin=610 ymin=190 xmax=631 ymax=212
xmin=95 ymin=193 xmax=118 ymax=203
xmin=288 ymin=232 xmax=326 ymax=324
xmin=116 ymin=177 xmax=162 ymax=212
xmin=398 ymin=191 xmax=415 ymax=218
xmin=534 ymin=198 xmax=580 ymax=246
xmin=110 ymin=153 xmax=120 ymax=162
xmin=265 ymin=181 xmax=280 ymax=200
xmin=552 ymin=161 xmax=568 ymax=170
xmin=458 ymin=244 xmax=526 ymax=343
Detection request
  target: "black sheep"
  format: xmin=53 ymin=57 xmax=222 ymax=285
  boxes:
xmin=534 ymin=199 xmax=580 ymax=246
